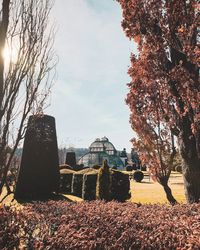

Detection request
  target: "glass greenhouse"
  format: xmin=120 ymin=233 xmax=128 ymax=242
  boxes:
xmin=78 ymin=137 xmax=125 ymax=169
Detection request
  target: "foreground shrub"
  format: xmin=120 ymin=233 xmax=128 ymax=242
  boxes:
xmin=110 ymin=170 xmax=130 ymax=202
xmin=0 ymin=206 xmax=20 ymax=249
xmin=1 ymin=201 xmax=200 ymax=249
xmin=133 ymin=170 xmax=144 ymax=182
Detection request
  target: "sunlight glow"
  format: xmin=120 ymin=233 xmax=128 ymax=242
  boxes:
xmin=2 ymin=45 xmax=18 ymax=65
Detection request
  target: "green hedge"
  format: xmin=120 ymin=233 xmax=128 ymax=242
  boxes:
xmin=110 ymin=170 xmax=131 ymax=202
xmin=126 ymin=165 xmax=134 ymax=171
xmin=70 ymin=165 xmax=130 ymax=202
xmin=133 ymin=170 xmax=144 ymax=182
xmin=96 ymin=160 xmax=111 ymax=201
xmin=60 ymin=169 xmax=75 ymax=174
xmin=96 ymin=160 xmax=130 ymax=202
xmin=71 ymin=173 xmax=83 ymax=197
xmin=59 ymin=169 xmax=75 ymax=194
xmin=71 ymin=169 xmax=98 ymax=198
xmin=77 ymin=168 xmax=98 ymax=174
xmin=82 ymin=173 xmax=98 ymax=201
xmin=59 ymin=164 xmax=72 ymax=170
xmin=92 ymin=165 xmax=102 ymax=170
xmin=59 ymin=173 xmax=73 ymax=193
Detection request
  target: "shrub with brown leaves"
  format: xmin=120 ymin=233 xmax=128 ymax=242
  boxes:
xmin=0 ymin=201 xmax=200 ymax=249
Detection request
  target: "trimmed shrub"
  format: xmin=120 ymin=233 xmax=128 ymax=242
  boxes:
xmin=71 ymin=173 xmax=83 ymax=197
xmin=92 ymin=165 xmax=102 ymax=170
xmin=59 ymin=174 xmax=73 ymax=193
xmin=73 ymin=164 xmax=84 ymax=171
xmin=133 ymin=170 xmax=144 ymax=182
xmin=77 ymin=168 xmax=98 ymax=174
xmin=71 ymin=169 xmax=98 ymax=197
xmin=175 ymin=165 xmax=182 ymax=173
xmin=82 ymin=173 xmax=98 ymax=201
xmin=141 ymin=165 xmax=147 ymax=171
xmin=59 ymin=169 xmax=75 ymax=193
xmin=126 ymin=165 xmax=134 ymax=171
xmin=96 ymin=160 xmax=111 ymax=201
xmin=14 ymin=115 xmax=60 ymax=200
xmin=59 ymin=164 xmax=72 ymax=170
xmin=60 ymin=169 xmax=75 ymax=174
xmin=110 ymin=170 xmax=130 ymax=202
xmin=132 ymin=164 xmax=138 ymax=170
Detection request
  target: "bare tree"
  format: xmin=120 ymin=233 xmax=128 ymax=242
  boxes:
xmin=0 ymin=0 xmax=56 ymax=196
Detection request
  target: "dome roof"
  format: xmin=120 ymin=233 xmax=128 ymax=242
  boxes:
xmin=78 ymin=137 xmax=124 ymax=169
xmin=89 ymin=137 xmax=116 ymax=154
xmin=78 ymin=151 xmax=124 ymax=169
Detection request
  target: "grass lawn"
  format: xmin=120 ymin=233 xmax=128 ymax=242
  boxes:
xmin=129 ymin=171 xmax=186 ymax=204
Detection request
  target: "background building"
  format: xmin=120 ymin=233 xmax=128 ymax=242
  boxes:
xmin=78 ymin=137 xmax=125 ymax=169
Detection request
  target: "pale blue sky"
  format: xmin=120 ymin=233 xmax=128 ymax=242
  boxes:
xmin=48 ymin=0 xmax=137 ymax=152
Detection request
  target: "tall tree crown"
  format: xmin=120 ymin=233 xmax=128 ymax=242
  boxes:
xmin=118 ymin=0 xmax=199 ymax=159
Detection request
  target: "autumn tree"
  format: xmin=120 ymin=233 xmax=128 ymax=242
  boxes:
xmin=117 ymin=0 xmax=199 ymax=203
xmin=0 ymin=0 xmax=56 ymax=195
xmin=131 ymin=120 xmax=177 ymax=204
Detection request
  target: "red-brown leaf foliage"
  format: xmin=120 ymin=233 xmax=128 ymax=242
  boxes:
xmin=117 ymin=1 xmax=200 ymax=194
xmin=0 ymin=201 xmax=200 ymax=249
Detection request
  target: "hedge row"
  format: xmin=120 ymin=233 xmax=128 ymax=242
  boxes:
xmin=82 ymin=173 xmax=98 ymax=201
xmin=59 ymin=169 xmax=75 ymax=193
xmin=110 ymin=170 xmax=130 ymax=201
xmin=0 ymin=201 xmax=200 ymax=249
xmin=60 ymin=167 xmax=130 ymax=202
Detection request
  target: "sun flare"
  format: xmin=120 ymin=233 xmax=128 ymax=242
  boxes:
xmin=2 ymin=45 xmax=17 ymax=65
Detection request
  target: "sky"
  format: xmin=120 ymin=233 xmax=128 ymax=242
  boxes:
xmin=48 ymin=0 xmax=137 ymax=152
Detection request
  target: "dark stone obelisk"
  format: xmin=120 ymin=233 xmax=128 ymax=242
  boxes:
xmin=14 ymin=115 xmax=60 ymax=200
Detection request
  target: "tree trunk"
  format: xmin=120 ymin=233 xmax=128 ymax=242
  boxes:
xmin=0 ymin=0 xmax=10 ymax=195
xmin=179 ymin=115 xmax=200 ymax=203
xmin=162 ymin=184 xmax=177 ymax=205
xmin=159 ymin=177 xmax=177 ymax=205
xmin=182 ymin=159 xmax=200 ymax=203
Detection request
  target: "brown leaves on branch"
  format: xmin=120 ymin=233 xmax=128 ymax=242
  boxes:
xmin=117 ymin=0 xmax=199 ymax=162
xmin=117 ymin=0 xmax=199 ymax=202
xmin=0 ymin=201 xmax=200 ymax=249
